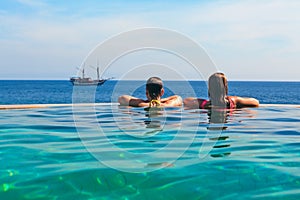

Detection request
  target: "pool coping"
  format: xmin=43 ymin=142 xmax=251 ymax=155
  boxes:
xmin=0 ymin=103 xmax=299 ymax=110
xmin=0 ymin=103 xmax=119 ymax=110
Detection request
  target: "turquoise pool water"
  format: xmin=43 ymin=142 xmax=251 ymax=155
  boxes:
xmin=0 ymin=105 xmax=300 ymax=199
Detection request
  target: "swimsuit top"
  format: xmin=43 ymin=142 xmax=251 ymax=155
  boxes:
xmin=200 ymin=97 xmax=235 ymax=109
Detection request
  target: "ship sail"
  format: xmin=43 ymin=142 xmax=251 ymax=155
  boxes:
xmin=70 ymin=61 xmax=111 ymax=86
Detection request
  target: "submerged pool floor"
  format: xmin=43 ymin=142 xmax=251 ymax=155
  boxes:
xmin=0 ymin=104 xmax=299 ymax=199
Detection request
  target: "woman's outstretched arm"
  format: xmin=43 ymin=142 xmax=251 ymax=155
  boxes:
xmin=229 ymin=96 xmax=259 ymax=108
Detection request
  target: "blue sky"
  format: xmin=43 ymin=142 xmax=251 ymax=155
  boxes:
xmin=0 ymin=0 xmax=299 ymax=80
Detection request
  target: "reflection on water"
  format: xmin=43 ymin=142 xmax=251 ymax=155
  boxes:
xmin=203 ymin=108 xmax=260 ymax=158
xmin=0 ymin=105 xmax=300 ymax=199
xmin=207 ymin=109 xmax=231 ymax=158
xmin=144 ymin=109 xmax=164 ymax=135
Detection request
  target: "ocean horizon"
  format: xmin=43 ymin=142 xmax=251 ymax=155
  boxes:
xmin=0 ymin=80 xmax=299 ymax=105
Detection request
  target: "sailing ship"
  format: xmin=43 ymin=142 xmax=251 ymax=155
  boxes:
xmin=70 ymin=63 xmax=111 ymax=86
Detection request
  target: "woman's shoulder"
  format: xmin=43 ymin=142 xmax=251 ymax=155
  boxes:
xmin=226 ymin=96 xmax=236 ymax=109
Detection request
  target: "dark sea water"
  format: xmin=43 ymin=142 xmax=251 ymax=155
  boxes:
xmin=0 ymin=80 xmax=299 ymax=105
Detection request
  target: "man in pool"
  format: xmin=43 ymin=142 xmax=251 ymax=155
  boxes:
xmin=118 ymin=77 xmax=183 ymax=107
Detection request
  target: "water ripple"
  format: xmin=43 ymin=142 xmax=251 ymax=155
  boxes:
xmin=0 ymin=105 xmax=300 ymax=199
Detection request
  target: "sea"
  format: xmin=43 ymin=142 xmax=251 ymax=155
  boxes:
xmin=0 ymin=80 xmax=299 ymax=105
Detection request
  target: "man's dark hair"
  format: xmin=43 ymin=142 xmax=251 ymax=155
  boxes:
xmin=146 ymin=77 xmax=163 ymax=100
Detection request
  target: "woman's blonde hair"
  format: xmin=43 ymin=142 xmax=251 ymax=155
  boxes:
xmin=208 ymin=72 xmax=228 ymax=106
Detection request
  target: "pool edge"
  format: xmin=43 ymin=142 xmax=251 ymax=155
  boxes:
xmin=0 ymin=103 xmax=120 ymax=110
xmin=0 ymin=103 xmax=299 ymax=110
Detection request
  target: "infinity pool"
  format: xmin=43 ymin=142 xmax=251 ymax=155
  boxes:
xmin=0 ymin=104 xmax=299 ymax=199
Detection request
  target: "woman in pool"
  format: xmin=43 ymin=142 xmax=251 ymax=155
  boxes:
xmin=118 ymin=77 xmax=182 ymax=107
xmin=184 ymin=72 xmax=259 ymax=109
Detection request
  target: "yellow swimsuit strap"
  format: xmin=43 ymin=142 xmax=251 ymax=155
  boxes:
xmin=149 ymin=99 xmax=161 ymax=107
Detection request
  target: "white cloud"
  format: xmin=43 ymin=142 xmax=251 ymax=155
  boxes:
xmin=0 ymin=11 xmax=152 ymax=79
xmin=173 ymin=0 xmax=300 ymax=80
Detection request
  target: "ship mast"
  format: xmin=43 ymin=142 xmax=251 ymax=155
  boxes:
xmin=97 ymin=59 xmax=100 ymax=81
xmin=82 ymin=62 xmax=86 ymax=79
